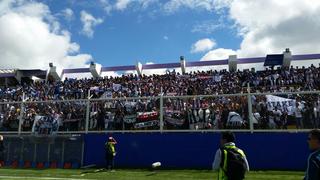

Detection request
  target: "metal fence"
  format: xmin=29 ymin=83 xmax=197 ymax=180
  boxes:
xmin=1 ymin=89 xmax=320 ymax=134
xmin=2 ymin=135 xmax=84 ymax=167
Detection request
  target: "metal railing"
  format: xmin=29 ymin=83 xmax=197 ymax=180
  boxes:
xmin=1 ymin=88 xmax=320 ymax=134
xmin=2 ymin=135 xmax=84 ymax=167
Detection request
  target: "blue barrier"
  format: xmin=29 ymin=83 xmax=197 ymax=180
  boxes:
xmin=83 ymin=132 xmax=310 ymax=170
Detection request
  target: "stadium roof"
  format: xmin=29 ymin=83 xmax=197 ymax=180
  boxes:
xmin=0 ymin=69 xmax=46 ymax=78
xmin=1 ymin=53 xmax=320 ymax=78
xmin=0 ymin=69 xmax=15 ymax=74
xmin=0 ymin=69 xmax=16 ymax=78
xmin=62 ymin=53 xmax=320 ymax=73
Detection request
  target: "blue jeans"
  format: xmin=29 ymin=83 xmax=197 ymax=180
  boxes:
xmin=296 ymin=117 xmax=303 ymax=129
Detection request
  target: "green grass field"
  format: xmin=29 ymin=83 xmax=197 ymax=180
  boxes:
xmin=0 ymin=168 xmax=304 ymax=180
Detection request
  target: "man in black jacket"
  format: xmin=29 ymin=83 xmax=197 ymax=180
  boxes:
xmin=212 ymin=131 xmax=249 ymax=180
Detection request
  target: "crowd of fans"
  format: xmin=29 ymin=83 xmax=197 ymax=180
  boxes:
xmin=0 ymin=64 xmax=320 ymax=133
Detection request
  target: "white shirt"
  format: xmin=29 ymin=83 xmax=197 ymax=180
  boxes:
xmin=227 ymin=112 xmax=243 ymax=127
xmin=295 ymin=105 xmax=303 ymax=118
xmin=273 ymin=110 xmax=282 ymax=121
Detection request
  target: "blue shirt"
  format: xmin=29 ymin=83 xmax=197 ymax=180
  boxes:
xmin=305 ymin=149 xmax=320 ymax=180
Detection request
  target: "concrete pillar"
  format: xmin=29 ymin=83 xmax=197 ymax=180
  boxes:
xmin=283 ymin=48 xmax=292 ymax=68
xmin=5 ymin=77 xmax=8 ymax=87
xmin=180 ymin=56 xmax=186 ymax=74
xmin=47 ymin=63 xmax=62 ymax=81
xmin=89 ymin=62 xmax=101 ymax=78
xmin=136 ymin=62 xmax=142 ymax=76
xmin=228 ymin=55 xmax=237 ymax=72
xmin=15 ymin=70 xmax=22 ymax=84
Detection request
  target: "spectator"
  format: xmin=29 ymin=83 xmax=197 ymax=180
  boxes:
xmin=295 ymin=102 xmax=304 ymax=129
xmin=1 ymin=65 xmax=320 ymax=131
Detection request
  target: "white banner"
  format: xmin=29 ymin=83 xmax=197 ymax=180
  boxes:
xmin=32 ymin=115 xmax=59 ymax=134
xmin=134 ymin=120 xmax=159 ymax=129
xmin=112 ymin=83 xmax=122 ymax=92
xmin=266 ymin=95 xmax=296 ymax=115
xmin=90 ymin=86 xmax=99 ymax=91
xmin=123 ymin=114 xmax=136 ymax=123
xmin=100 ymin=91 xmax=112 ymax=99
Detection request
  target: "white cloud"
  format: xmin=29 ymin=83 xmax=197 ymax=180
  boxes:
xmin=211 ymin=0 xmax=233 ymax=12
xmin=61 ymin=8 xmax=73 ymax=21
xmin=100 ymin=0 xmax=113 ymax=14
xmin=163 ymin=0 xmax=216 ymax=13
xmin=80 ymin=10 xmax=103 ymax=38
xmin=106 ymin=0 xmax=219 ymax=14
xmin=200 ymin=0 xmax=320 ymax=70
xmin=97 ymin=0 xmax=226 ymax=15
xmin=12 ymin=1 xmax=50 ymax=18
xmin=143 ymin=62 xmax=168 ymax=75
xmin=163 ymin=35 xmax=168 ymax=40
xmin=191 ymin=20 xmax=223 ymax=34
xmin=115 ymin=0 xmax=131 ymax=10
xmin=191 ymin=38 xmax=216 ymax=53
xmin=201 ymin=48 xmax=236 ymax=60
xmin=225 ymin=0 xmax=320 ymax=57
xmin=0 ymin=0 xmax=92 ymax=69
xmin=100 ymin=0 xmax=158 ymax=14
xmin=109 ymin=0 xmax=319 ymax=70
xmin=101 ymin=71 xmax=121 ymax=77
xmin=140 ymin=0 xmax=159 ymax=9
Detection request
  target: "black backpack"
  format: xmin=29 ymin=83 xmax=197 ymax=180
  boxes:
xmin=220 ymin=147 xmax=247 ymax=180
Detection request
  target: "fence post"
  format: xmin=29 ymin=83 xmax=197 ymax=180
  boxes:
xmin=61 ymin=140 xmax=65 ymax=165
xmin=160 ymin=94 xmax=164 ymax=132
xmin=20 ymin=141 xmax=24 ymax=163
xmin=85 ymin=90 xmax=91 ymax=134
xmin=6 ymin=141 xmax=11 ymax=162
xmin=85 ymin=99 xmax=90 ymax=134
xmin=47 ymin=143 xmax=51 ymax=163
xmin=18 ymin=93 xmax=25 ymax=135
xmin=81 ymin=139 xmax=85 ymax=167
xmin=247 ymin=83 xmax=254 ymax=133
xmin=33 ymin=143 xmax=37 ymax=163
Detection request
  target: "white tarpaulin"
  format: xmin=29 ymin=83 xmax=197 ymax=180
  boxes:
xmin=32 ymin=115 xmax=59 ymax=134
xmin=266 ymin=95 xmax=296 ymax=115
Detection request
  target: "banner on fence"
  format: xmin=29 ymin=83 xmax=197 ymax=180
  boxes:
xmin=123 ymin=114 xmax=137 ymax=123
xmin=32 ymin=115 xmax=59 ymax=134
xmin=136 ymin=111 xmax=159 ymax=122
xmin=134 ymin=120 xmax=159 ymax=129
xmin=165 ymin=109 xmax=185 ymax=126
xmin=266 ymin=95 xmax=296 ymax=115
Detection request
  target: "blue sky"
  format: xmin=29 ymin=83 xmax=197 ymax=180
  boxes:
xmin=44 ymin=0 xmax=241 ymax=66
xmin=0 ymin=0 xmax=319 ymax=70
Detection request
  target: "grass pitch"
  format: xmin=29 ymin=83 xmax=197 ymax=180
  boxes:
xmin=0 ymin=168 xmax=304 ymax=180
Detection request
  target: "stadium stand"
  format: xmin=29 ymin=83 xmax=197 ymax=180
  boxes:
xmin=1 ymin=53 xmax=320 ymax=133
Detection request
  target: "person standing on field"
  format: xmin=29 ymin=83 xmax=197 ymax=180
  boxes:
xmin=105 ymin=136 xmax=117 ymax=171
xmin=304 ymin=129 xmax=320 ymax=180
xmin=212 ymin=131 xmax=249 ymax=180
